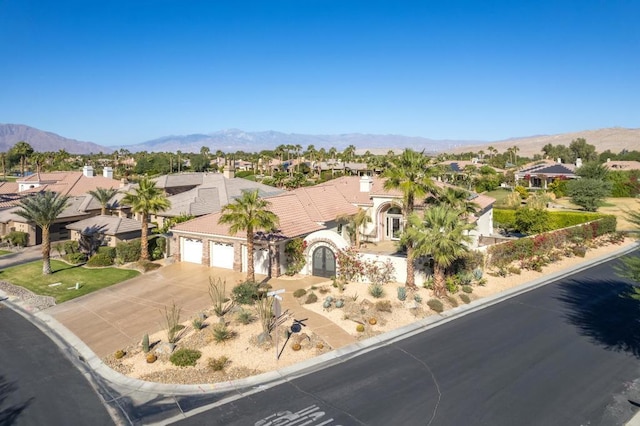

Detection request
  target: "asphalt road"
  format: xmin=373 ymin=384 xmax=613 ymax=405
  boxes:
xmin=172 ymin=251 xmax=640 ymax=426
xmin=0 ymin=305 xmax=114 ymax=426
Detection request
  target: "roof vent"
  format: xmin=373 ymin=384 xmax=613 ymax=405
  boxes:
xmin=82 ymin=165 xmax=94 ymax=177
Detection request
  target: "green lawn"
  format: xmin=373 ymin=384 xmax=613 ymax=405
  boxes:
xmin=0 ymin=260 xmax=141 ymax=303
xmin=0 ymin=250 xmax=11 ymax=257
xmin=483 ymin=188 xmax=513 ymax=205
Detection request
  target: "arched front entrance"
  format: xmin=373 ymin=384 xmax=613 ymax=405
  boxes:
xmin=384 ymin=206 xmax=403 ymax=241
xmin=312 ymin=246 xmax=336 ymax=278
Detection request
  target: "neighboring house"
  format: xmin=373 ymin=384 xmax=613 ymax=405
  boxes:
xmin=0 ymin=167 xmax=121 ymax=246
xmin=150 ymin=171 xmax=285 ymax=229
xmin=171 ymin=175 xmax=495 ymax=281
xmin=514 ymin=159 xmax=578 ymax=189
xmin=66 ymin=215 xmax=154 ymax=248
xmin=603 ymin=160 xmax=640 ymax=171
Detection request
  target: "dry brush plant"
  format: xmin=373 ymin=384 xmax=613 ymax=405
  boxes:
xmin=163 ymin=300 xmax=183 ymax=344
xmin=209 ymin=276 xmax=235 ymax=321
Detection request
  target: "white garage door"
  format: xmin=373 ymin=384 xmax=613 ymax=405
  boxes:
xmin=242 ymin=246 xmax=270 ymax=276
xmin=181 ymin=238 xmax=203 ymax=264
xmin=210 ymin=242 xmax=234 ymax=269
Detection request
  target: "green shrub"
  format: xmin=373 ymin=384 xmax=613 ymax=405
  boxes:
xmin=169 ymin=348 xmax=201 ymax=367
xmin=461 ymin=285 xmax=473 ymax=294
xmin=192 ymin=317 xmax=204 ymax=331
xmin=148 ymin=236 xmax=166 ymax=260
xmin=414 ymin=294 xmax=423 ymax=303
xmin=368 ymin=283 xmax=385 ymax=298
xmin=231 ymin=281 xmax=260 ymax=305
xmin=427 ymin=299 xmax=444 ymax=313
xmin=445 ymin=276 xmax=459 ymax=294
xmin=65 ymin=252 xmax=87 ymax=264
xmin=236 ymin=309 xmax=255 ymax=325
xmin=397 ymin=286 xmax=407 ymax=301
xmin=572 ymin=246 xmax=587 ymax=257
xmin=87 ymin=251 xmax=115 ymax=267
xmin=515 ymin=207 xmax=551 ymax=235
xmin=293 ymin=288 xmax=307 ymax=298
xmin=494 ymin=209 xmax=516 ymax=229
xmin=61 ymin=240 xmax=80 ymax=255
xmin=375 ymin=300 xmax=392 ymax=312
xmin=446 ymin=295 xmax=459 ymax=307
xmin=208 ymin=356 xmax=230 ymax=371
xmin=460 ymin=294 xmax=471 ymax=304
xmin=304 ymin=292 xmax=318 ymax=304
xmin=4 ymin=231 xmax=28 ymax=247
xmin=211 ymin=323 xmax=234 ymax=343
xmin=116 ymin=239 xmax=141 ymax=263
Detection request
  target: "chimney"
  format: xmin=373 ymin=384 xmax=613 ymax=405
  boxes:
xmin=223 ymin=159 xmax=235 ymax=179
xmin=557 ymin=158 xmax=562 ymax=164
xmin=575 ymin=158 xmax=582 ymax=168
xmin=82 ymin=165 xmax=94 ymax=177
xmin=359 ymin=175 xmax=373 ymax=192
xmin=103 ymin=166 xmax=113 ymax=179
xmin=607 ymin=158 xmax=611 ymax=162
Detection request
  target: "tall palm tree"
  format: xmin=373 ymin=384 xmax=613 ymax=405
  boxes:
xmin=406 ymin=205 xmax=473 ymax=297
xmin=15 ymin=191 xmax=69 ymax=274
xmin=122 ymin=177 xmax=171 ymax=261
xmin=11 ymin=141 xmax=34 ymax=177
xmin=383 ymin=148 xmax=439 ymax=288
xmin=218 ymin=190 xmax=279 ymax=282
xmin=88 ymin=187 xmax=120 ymax=215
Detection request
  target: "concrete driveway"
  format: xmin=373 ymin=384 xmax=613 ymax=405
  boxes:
xmin=45 ymin=262 xmax=249 ymax=358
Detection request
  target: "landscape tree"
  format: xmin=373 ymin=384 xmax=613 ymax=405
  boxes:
xmin=426 ymin=186 xmax=480 ymax=216
xmin=0 ymin=152 xmax=6 ymax=179
xmin=218 ymin=189 xmax=279 ymax=282
xmin=122 ymin=177 xmax=171 ymax=261
xmin=575 ymin=161 xmax=609 ymax=180
xmin=566 ymin=178 xmax=611 ymax=212
xmin=9 ymin=141 xmax=34 ymax=176
xmin=542 ymin=143 xmax=572 ymax=163
xmin=383 ymin=148 xmax=439 ymax=288
xmin=569 ymin=138 xmax=598 ymax=163
xmin=88 ymin=187 xmax=120 ymax=215
xmin=404 ymin=205 xmax=473 ymax=297
xmin=15 ymin=191 xmax=69 ymax=274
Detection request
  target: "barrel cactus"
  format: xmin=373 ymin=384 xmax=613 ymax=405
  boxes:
xmin=335 ymin=299 xmax=345 ymax=308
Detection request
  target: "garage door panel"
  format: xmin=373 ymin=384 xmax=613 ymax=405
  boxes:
xmin=210 ymin=242 xmax=234 ymax=269
xmin=181 ymin=238 xmax=203 ymax=264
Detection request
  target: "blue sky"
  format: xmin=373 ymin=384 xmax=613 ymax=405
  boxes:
xmin=0 ymin=0 xmax=638 ymax=147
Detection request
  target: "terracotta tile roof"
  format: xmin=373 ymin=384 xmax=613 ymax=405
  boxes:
xmin=16 ymin=171 xmax=119 ymax=197
xmin=66 ymin=215 xmax=152 ymax=235
xmin=173 ymin=193 xmax=323 ymax=239
xmin=284 ymin=185 xmax=359 ymax=222
xmin=316 ymin=176 xmax=375 ymax=205
xmin=0 ymin=181 xmax=18 ymax=195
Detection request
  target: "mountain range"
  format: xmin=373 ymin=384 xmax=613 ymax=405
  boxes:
xmin=0 ymin=123 xmax=638 ymax=158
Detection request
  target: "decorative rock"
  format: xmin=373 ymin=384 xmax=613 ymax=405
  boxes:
xmin=155 ymin=342 xmax=176 ymax=355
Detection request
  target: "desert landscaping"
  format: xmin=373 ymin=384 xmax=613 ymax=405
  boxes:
xmin=103 ymin=235 xmax=636 ymax=385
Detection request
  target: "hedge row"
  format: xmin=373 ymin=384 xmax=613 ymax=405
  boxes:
xmin=494 ymin=209 xmax=604 ymax=231
xmin=487 ymin=215 xmax=617 ymax=270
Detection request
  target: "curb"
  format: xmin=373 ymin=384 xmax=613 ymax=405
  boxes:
xmin=2 ymin=240 xmax=639 ymax=423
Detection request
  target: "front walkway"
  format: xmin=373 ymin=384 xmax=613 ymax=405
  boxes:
xmin=46 ymin=263 xmax=356 ymax=358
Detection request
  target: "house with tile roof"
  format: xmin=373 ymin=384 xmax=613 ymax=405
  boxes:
xmin=0 ymin=167 xmax=122 ymax=246
xmin=171 ymin=175 xmax=495 ymax=283
xmin=66 ymin=215 xmax=155 ymax=248
xmin=514 ymin=159 xmax=578 ymax=189
xmin=603 ymin=160 xmax=640 ymax=171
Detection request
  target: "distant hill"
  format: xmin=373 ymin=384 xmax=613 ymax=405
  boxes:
xmin=117 ymin=129 xmax=484 ymax=154
xmin=0 ymin=124 xmax=112 ymax=154
xmin=451 ymin=127 xmax=640 ymax=158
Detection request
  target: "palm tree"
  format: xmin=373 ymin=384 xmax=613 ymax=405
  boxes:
xmin=383 ymin=149 xmax=439 ymax=288
xmin=15 ymin=191 xmax=69 ymax=274
xmin=337 ymin=208 xmax=372 ymax=248
xmin=426 ymin=186 xmax=480 ymax=216
xmin=11 ymin=141 xmax=34 ymax=176
xmin=343 ymin=145 xmax=356 ymax=162
xmin=218 ymin=190 xmax=279 ymax=282
xmin=406 ymin=205 xmax=473 ymax=297
xmin=88 ymin=187 xmax=120 ymax=215
xmin=0 ymin=152 xmax=7 ymax=180
xmin=122 ymin=177 xmax=171 ymax=261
